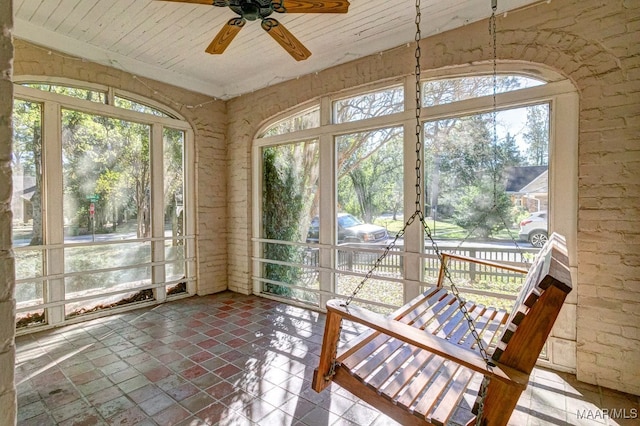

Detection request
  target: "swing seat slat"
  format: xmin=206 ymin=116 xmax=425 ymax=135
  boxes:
xmin=313 ymin=233 xmax=572 ymax=426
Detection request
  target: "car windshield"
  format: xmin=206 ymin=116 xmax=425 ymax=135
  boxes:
xmin=338 ymin=214 xmax=362 ymax=228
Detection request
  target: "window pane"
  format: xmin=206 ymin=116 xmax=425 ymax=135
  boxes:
xmin=13 ymin=248 xmax=43 ymax=283
xmin=64 ymin=242 xmax=152 ymax=316
xmin=21 ymin=83 xmax=106 ymax=103
xmin=336 ymin=247 xmax=404 ymax=311
xmin=165 ymin=248 xmax=186 ymax=289
xmin=15 ymin=281 xmax=44 ymax=311
xmin=65 ymin=242 xmax=151 ymax=272
xmin=114 ymin=96 xmax=171 ymax=118
xmin=12 ymin=99 xmax=44 ymax=247
xmin=336 ymin=126 xmax=403 ymax=244
xmin=260 ymin=106 xmax=320 ymax=137
xmin=261 ymin=140 xmax=319 ymax=298
xmin=259 ymin=242 xmax=320 ymax=305
xmin=62 ymin=109 xmax=151 ymax=242
xmin=423 ymin=103 xmax=549 ymax=254
xmin=65 ymin=279 xmax=154 ymax=317
xmin=334 ymin=86 xmax=404 ymax=123
xmin=422 ymin=247 xmax=530 ymax=311
xmin=164 ymin=128 xmax=187 ymax=294
xmin=422 ymin=75 xmax=544 ymax=107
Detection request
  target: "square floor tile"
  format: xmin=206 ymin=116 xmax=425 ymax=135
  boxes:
xmin=15 ymin=293 xmax=640 ymax=426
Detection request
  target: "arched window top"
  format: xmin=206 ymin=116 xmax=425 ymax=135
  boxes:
xmin=422 ymin=74 xmax=545 ymax=107
xmin=333 ymin=84 xmax=404 ymax=124
xmin=17 ymin=77 xmax=181 ymax=120
xmin=259 ymin=105 xmax=320 ymax=138
xmin=114 ymin=96 xmax=171 ymax=118
xmin=21 ymin=82 xmax=106 ymax=103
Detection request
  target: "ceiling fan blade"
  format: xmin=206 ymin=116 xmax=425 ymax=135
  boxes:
xmin=206 ymin=18 xmax=245 ymax=54
xmin=155 ymin=0 xmax=229 ymax=6
xmin=276 ymin=0 xmax=350 ymax=13
xmin=261 ymin=18 xmax=311 ymax=61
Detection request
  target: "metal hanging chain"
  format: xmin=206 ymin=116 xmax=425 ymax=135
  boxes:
xmin=491 ymin=0 xmax=498 ymax=207
xmin=446 ymin=0 xmax=527 ymax=265
xmin=342 ymin=0 xmax=491 ymax=368
xmin=339 ymin=2 xmax=514 ymax=422
xmin=473 ymin=2 xmax=499 ymax=423
xmin=337 ymin=7 xmax=505 ymax=421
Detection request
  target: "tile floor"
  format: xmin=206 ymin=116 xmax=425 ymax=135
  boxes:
xmin=15 ymin=292 xmax=639 ymax=425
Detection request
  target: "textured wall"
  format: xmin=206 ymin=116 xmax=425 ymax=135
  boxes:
xmin=227 ymin=0 xmax=639 ymax=395
xmin=0 ymin=0 xmax=16 ymax=422
xmin=12 ymin=40 xmax=228 ymax=296
xmin=3 ymin=0 xmax=638 ymax=398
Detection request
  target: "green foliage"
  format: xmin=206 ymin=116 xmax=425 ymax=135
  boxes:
xmin=450 ymin=177 xmax=513 ymax=239
xmin=262 ymin=147 xmax=306 ymax=296
xmin=337 ymin=127 xmax=403 ymax=222
xmin=523 ymin=105 xmax=549 ymax=166
xmin=12 ymin=100 xmax=43 ymax=245
xmin=61 ymin=109 xmax=151 ymax=236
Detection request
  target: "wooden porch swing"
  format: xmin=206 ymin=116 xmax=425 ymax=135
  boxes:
xmin=312 ymin=1 xmax=573 ymax=425
xmin=313 ymin=233 xmax=572 ymax=425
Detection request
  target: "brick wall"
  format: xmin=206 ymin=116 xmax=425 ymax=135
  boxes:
xmin=0 ymin=0 xmax=16 ymax=422
xmin=3 ymin=0 xmax=637 ymax=398
xmin=227 ymin=0 xmax=639 ymax=395
xmin=12 ymin=40 xmax=229 ymax=296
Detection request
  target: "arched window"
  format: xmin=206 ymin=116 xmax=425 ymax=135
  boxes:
xmin=12 ymin=78 xmax=195 ymax=331
xmin=253 ymin=64 xmax=578 ymax=372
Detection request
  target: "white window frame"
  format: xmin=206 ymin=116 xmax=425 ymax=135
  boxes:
xmin=13 ymin=79 xmax=196 ymax=334
xmin=252 ymin=63 xmax=578 ymax=371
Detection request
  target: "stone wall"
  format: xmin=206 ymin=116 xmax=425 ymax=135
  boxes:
xmin=226 ymin=0 xmax=639 ymax=395
xmin=0 ymin=0 xmax=16 ymax=422
xmin=12 ymin=40 xmax=229 ymax=296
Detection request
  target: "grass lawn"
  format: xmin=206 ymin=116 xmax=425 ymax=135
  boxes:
xmin=374 ymin=216 xmax=521 ymax=241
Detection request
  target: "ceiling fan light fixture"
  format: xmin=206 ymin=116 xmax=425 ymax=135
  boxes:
xmin=240 ymin=2 xmax=261 ymax=20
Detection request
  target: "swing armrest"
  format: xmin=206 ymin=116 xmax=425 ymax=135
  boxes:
xmin=442 ymin=253 xmax=529 ymax=274
xmin=437 ymin=252 xmax=528 ymax=287
xmin=327 ymin=299 xmax=528 ymax=389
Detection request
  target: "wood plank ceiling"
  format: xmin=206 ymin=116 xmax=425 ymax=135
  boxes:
xmin=13 ymin=0 xmax=540 ymax=100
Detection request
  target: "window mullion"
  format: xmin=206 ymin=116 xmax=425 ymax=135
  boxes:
xmin=151 ymin=123 xmax=166 ymax=302
xmin=184 ymin=128 xmax=196 ymax=295
xmin=318 ymin=132 xmax=334 ymax=307
xmin=43 ymin=101 xmax=65 ymax=325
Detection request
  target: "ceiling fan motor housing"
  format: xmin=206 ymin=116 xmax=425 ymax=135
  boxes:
xmin=230 ymin=0 xmax=275 ymax=21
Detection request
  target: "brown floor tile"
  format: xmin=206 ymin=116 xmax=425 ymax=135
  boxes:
xmin=152 ymin=403 xmax=191 ymax=426
xmin=15 ymin=293 xmax=640 ymax=426
xmin=105 ymin=406 xmax=148 ymax=426
xmin=129 ymin=384 xmax=163 ymax=404
xmin=139 ymin=393 xmax=176 ymax=416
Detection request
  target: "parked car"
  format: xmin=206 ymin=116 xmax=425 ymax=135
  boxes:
xmin=519 ymin=211 xmax=548 ymax=247
xmin=306 ymin=213 xmax=389 ymax=244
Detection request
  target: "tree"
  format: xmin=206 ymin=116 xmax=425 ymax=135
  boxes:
xmin=523 ymin=105 xmax=549 ymax=166
xmin=61 ymin=110 xmax=151 ymax=237
xmin=12 ymin=100 xmax=43 ymax=245
xmin=423 ymin=76 xmax=527 ymax=222
xmin=337 ymin=127 xmax=403 ymax=222
xmin=451 ymin=177 xmax=513 ymax=238
xmin=427 ymin=112 xmax=517 ymax=237
xmin=498 ymin=132 xmax=523 ymax=168
xmin=262 ymin=146 xmax=306 ymax=296
xmin=338 ymin=128 xmax=403 ymax=222
xmin=164 ymin=128 xmax=185 ymax=244
xmin=333 ymin=87 xmax=404 ymax=222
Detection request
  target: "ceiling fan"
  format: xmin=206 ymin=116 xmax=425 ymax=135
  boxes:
xmin=157 ymin=0 xmax=350 ymax=61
